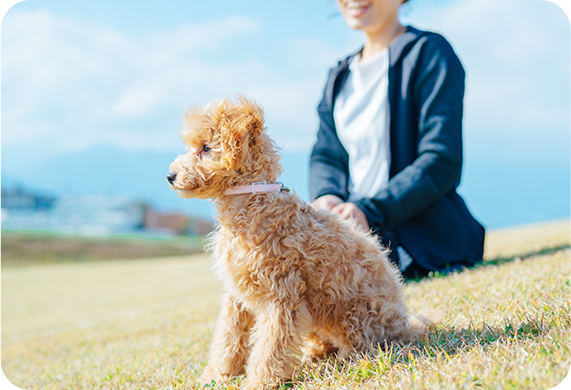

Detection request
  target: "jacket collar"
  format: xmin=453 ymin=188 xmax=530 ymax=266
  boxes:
xmin=325 ymin=26 xmax=427 ymax=110
xmin=389 ymin=25 xmax=426 ymax=66
xmin=334 ymin=25 xmax=427 ymax=72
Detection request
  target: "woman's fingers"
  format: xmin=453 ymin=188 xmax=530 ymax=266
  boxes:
xmin=331 ymin=202 xmax=369 ymax=230
xmin=312 ymin=195 xmax=343 ymax=211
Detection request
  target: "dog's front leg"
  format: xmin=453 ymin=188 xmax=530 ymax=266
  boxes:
xmin=241 ymin=302 xmax=310 ymax=390
xmin=200 ymin=292 xmax=254 ymax=386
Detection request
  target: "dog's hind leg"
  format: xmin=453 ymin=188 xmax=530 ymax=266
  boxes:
xmin=301 ymin=332 xmax=338 ymax=362
xmin=241 ymin=301 xmax=311 ymax=390
xmin=201 ymin=292 xmax=254 ymax=385
xmin=332 ymin=298 xmax=409 ymax=357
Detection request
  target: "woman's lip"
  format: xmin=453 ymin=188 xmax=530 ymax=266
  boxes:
xmin=345 ymin=3 xmax=371 ymax=18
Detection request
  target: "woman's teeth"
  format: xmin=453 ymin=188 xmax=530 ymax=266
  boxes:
xmin=346 ymin=1 xmax=369 ymax=9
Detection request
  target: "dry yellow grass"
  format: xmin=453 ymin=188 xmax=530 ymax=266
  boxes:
xmin=2 ymin=219 xmax=570 ymax=389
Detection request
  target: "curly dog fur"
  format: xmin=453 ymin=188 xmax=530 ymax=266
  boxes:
xmin=168 ymin=96 xmax=427 ymax=389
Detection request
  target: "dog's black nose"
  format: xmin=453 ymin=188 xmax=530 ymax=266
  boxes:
xmin=167 ymin=172 xmax=177 ymax=185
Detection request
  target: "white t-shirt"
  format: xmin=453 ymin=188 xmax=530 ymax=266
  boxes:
xmin=333 ymin=49 xmax=390 ymax=202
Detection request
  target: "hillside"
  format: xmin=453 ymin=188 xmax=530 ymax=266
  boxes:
xmin=1 ymin=219 xmax=569 ymax=389
xmin=1 ymin=231 xmax=205 ymax=267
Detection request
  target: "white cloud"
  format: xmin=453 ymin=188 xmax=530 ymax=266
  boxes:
xmin=0 ymin=12 xmax=227 ymax=142
xmin=2 ymin=9 xmax=345 ymax=158
xmin=2 ymin=0 xmax=568 ymax=165
xmin=403 ymin=0 xmax=570 ymax=136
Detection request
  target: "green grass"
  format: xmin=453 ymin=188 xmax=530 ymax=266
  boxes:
xmin=2 ymin=219 xmax=570 ymax=389
xmin=1 ymin=230 xmax=205 ymax=267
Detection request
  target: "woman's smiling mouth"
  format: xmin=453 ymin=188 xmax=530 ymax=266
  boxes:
xmin=344 ymin=1 xmax=371 ymax=17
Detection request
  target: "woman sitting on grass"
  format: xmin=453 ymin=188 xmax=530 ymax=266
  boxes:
xmin=310 ymin=0 xmax=485 ymax=279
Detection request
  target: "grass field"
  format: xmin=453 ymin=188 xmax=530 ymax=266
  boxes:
xmin=2 ymin=219 xmax=570 ymax=389
xmin=1 ymin=231 xmax=205 ymax=267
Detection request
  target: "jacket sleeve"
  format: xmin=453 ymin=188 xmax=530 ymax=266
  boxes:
xmin=309 ymin=72 xmax=351 ymax=202
xmin=355 ymin=35 xmax=466 ymax=232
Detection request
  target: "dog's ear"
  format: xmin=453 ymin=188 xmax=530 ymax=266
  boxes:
xmin=219 ymin=96 xmax=265 ymax=170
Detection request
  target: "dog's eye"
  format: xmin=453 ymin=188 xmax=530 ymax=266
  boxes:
xmin=203 ymin=145 xmax=211 ymax=153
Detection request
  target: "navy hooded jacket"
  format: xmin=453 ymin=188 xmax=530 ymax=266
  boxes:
xmin=309 ymin=26 xmax=485 ymax=272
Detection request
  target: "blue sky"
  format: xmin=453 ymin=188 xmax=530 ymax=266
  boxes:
xmin=1 ymin=0 xmax=570 ymax=229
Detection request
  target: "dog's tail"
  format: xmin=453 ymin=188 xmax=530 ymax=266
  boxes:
xmin=401 ymin=309 xmax=442 ymax=342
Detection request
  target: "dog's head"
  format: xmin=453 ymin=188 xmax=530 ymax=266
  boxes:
xmin=167 ymin=96 xmax=283 ymax=199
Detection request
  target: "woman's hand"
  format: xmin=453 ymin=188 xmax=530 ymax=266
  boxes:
xmin=312 ymin=195 xmax=344 ymax=211
xmin=331 ymin=202 xmax=370 ymax=231
xmin=313 ymin=196 xmax=369 ymax=230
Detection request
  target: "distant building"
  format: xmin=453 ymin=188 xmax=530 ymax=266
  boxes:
xmin=143 ymin=208 xmax=214 ymax=236
xmin=2 ymin=191 xmax=145 ymax=236
xmin=1 ymin=186 xmax=213 ymax=237
xmin=2 ymin=186 xmax=56 ymax=210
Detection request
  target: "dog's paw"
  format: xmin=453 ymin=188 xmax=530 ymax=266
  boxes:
xmin=240 ymin=377 xmax=273 ymax=390
xmin=199 ymin=368 xmax=228 ymax=388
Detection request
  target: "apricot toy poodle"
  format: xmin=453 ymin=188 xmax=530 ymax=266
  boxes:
xmin=167 ymin=96 xmax=429 ymax=389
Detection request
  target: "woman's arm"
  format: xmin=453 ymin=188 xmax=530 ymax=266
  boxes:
xmin=309 ymin=84 xmax=351 ymax=202
xmin=355 ymin=35 xmax=466 ymax=232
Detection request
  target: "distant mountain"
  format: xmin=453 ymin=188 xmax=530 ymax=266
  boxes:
xmin=4 ymin=145 xmax=568 ymax=229
xmin=1 ymin=146 xmax=311 ymax=220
